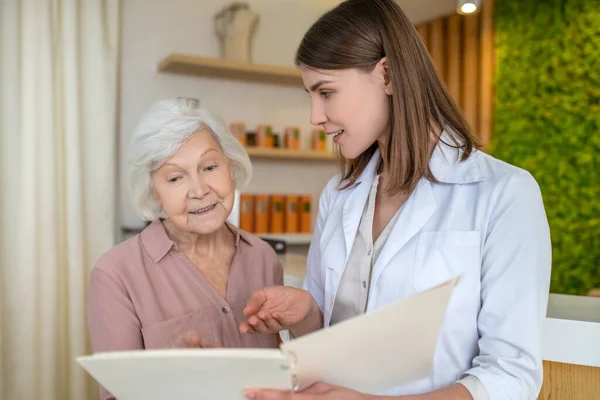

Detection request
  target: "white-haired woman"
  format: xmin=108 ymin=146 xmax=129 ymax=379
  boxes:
xmin=87 ymin=98 xmax=283 ymax=400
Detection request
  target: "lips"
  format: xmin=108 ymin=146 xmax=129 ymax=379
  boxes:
xmin=326 ymin=129 xmax=345 ymax=144
xmin=189 ymin=204 xmax=217 ymax=215
xmin=327 ymin=129 xmax=344 ymax=138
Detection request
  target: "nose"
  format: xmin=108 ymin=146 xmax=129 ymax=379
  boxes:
xmin=188 ymin=175 xmax=210 ymax=199
xmin=309 ymin=98 xmax=327 ymax=127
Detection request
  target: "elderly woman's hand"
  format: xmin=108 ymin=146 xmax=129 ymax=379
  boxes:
xmin=239 ymin=286 xmax=321 ymax=335
xmin=167 ymin=331 xmax=221 ymax=349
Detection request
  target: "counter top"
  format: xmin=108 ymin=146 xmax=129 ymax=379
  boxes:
xmin=543 ymin=294 xmax=600 ymax=368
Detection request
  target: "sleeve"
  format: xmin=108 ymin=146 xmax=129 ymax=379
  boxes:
xmin=459 ymin=170 xmax=552 ymax=400
xmin=88 ymin=266 xmax=144 ymax=400
xmin=457 ymin=375 xmax=490 ymax=400
xmin=302 ymin=176 xmax=337 ymax=311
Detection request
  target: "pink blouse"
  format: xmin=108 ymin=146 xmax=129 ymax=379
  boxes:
xmin=87 ymin=220 xmax=283 ymax=400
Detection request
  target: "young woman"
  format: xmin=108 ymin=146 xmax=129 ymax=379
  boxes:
xmin=240 ymin=1 xmax=551 ymax=399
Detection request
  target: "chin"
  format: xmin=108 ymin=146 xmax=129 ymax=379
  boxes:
xmin=340 ymin=146 xmax=363 ymax=160
xmin=189 ymin=218 xmax=227 ymax=234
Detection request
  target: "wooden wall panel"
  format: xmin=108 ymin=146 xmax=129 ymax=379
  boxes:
xmin=462 ymin=13 xmax=480 ymax=137
xmin=429 ymin=19 xmax=446 ymax=79
xmin=415 ymin=23 xmax=431 ymax=50
xmin=538 ymin=361 xmax=600 ymax=400
xmin=415 ymin=7 xmax=495 ymax=149
xmin=479 ymin=0 xmax=494 ymax=150
xmin=446 ymin=14 xmax=462 ymax=110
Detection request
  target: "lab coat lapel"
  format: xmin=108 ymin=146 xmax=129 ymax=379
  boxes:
xmin=341 ymin=150 xmax=380 ymax=265
xmin=370 ymin=177 xmax=435 ymax=289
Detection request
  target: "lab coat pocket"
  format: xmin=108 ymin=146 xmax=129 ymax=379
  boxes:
xmin=413 ymin=230 xmax=481 ymax=292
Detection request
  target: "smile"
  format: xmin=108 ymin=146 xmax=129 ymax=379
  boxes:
xmin=189 ymin=204 xmax=217 ymax=215
xmin=328 ymin=129 xmax=344 ymax=138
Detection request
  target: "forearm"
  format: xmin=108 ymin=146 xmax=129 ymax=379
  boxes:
xmin=289 ymin=298 xmax=323 ymax=337
xmin=372 ymin=384 xmax=473 ymax=400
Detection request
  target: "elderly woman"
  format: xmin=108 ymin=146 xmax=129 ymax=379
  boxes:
xmin=87 ymin=98 xmax=283 ymax=400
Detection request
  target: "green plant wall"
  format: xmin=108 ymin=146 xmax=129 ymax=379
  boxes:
xmin=491 ymin=0 xmax=600 ymax=295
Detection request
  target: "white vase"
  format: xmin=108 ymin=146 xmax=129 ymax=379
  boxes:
xmin=214 ymin=3 xmax=259 ymax=63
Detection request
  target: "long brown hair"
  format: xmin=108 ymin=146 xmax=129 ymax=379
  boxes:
xmin=295 ymin=0 xmax=478 ymax=195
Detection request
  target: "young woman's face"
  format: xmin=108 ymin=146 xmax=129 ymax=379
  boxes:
xmin=300 ymin=61 xmax=392 ymax=159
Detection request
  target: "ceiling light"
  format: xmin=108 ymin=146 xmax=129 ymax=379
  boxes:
xmin=457 ymin=0 xmax=481 ymax=15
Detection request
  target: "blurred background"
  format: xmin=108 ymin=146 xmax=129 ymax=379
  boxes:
xmin=1 ymin=0 xmax=598 ymax=399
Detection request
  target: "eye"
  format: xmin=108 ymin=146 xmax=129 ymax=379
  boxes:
xmin=168 ymin=176 xmax=181 ymax=183
xmin=205 ymin=164 xmax=218 ymax=172
xmin=320 ymin=91 xmax=332 ymax=98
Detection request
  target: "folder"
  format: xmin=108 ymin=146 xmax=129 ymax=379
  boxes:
xmin=269 ymin=195 xmax=285 ymax=234
xmin=284 ymin=195 xmax=299 ymax=233
xmin=239 ymin=194 xmax=254 ymax=232
xmin=77 ymin=277 xmax=458 ymax=400
xmin=299 ymin=195 xmax=311 ymax=233
xmin=253 ymin=194 xmax=269 ymax=234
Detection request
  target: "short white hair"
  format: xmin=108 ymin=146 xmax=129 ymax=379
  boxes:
xmin=127 ymin=98 xmax=252 ymax=221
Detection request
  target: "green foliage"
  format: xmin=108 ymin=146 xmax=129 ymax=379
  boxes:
xmin=491 ymin=0 xmax=600 ymax=294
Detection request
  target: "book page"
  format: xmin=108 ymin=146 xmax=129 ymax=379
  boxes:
xmin=280 ymin=277 xmax=457 ymax=394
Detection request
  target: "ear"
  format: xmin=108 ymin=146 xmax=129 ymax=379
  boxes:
xmin=374 ymin=57 xmax=393 ymax=96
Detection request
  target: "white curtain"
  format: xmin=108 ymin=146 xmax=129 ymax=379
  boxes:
xmin=1 ymin=1 xmax=120 ymax=399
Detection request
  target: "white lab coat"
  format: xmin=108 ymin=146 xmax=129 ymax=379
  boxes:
xmin=303 ymin=135 xmax=552 ymax=400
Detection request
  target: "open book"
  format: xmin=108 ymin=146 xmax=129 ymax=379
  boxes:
xmin=77 ymin=277 xmax=457 ymax=400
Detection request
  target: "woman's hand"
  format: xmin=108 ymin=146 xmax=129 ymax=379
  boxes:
xmin=244 ymin=382 xmax=371 ymax=400
xmin=167 ymin=331 xmax=220 ymax=349
xmin=239 ymin=286 xmax=319 ymax=335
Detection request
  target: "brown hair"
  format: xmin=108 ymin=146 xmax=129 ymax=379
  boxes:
xmin=295 ymin=0 xmax=478 ymax=195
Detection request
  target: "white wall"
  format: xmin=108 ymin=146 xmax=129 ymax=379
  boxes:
xmin=396 ymin=0 xmax=457 ymax=24
xmin=119 ymin=0 xmax=342 ymax=229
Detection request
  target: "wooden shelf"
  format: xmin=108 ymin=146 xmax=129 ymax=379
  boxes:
xmin=245 ymin=147 xmax=336 ymax=161
xmin=158 ymin=53 xmax=304 ymax=86
xmin=259 ymin=233 xmax=312 ymax=245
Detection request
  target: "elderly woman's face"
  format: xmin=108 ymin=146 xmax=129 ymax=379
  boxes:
xmin=151 ymin=129 xmax=235 ymax=235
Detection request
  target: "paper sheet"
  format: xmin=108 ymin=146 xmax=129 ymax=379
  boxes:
xmin=280 ymin=277 xmax=457 ymax=393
